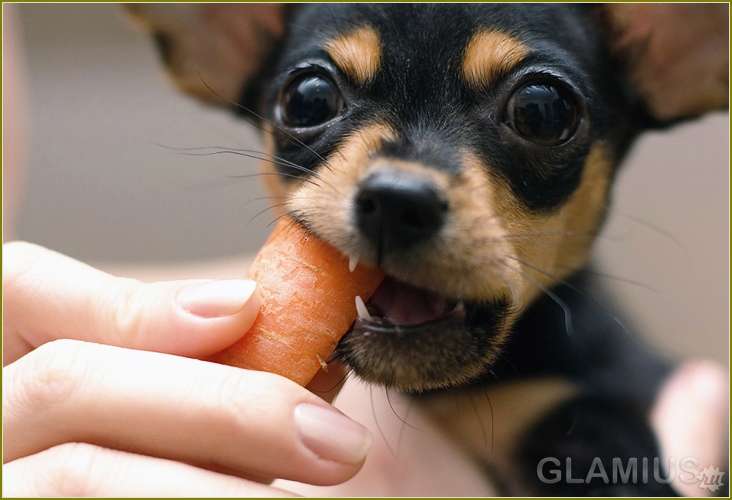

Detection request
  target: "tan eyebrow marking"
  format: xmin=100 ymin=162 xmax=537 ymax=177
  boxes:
xmin=462 ymin=30 xmax=530 ymax=88
xmin=324 ymin=26 xmax=381 ymax=85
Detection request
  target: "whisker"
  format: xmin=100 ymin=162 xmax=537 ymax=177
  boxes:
xmin=239 ymin=194 xmax=288 ymax=209
xmin=247 ymin=201 xmax=292 ymax=227
xmin=330 ymin=371 xmax=353 ymax=405
xmin=175 ymin=146 xmax=315 ymax=174
xmin=272 ymin=210 xmax=306 ymax=230
xmin=385 ymin=389 xmax=424 ymax=434
xmin=173 ymin=148 xmax=327 ymax=186
xmin=611 ymin=210 xmax=686 ymax=250
xmin=226 ymin=170 xmax=322 ymax=189
xmin=501 ymin=228 xmax=599 ymax=241
xmin=469 ymin=390 xmax=493 ymax=454
xmin=370 ymin=386 xmax=398 ymax=459
xmin=502 ymin=259 xmax=575 ymax=337
xmin=552 ymin=265 xmax=659 ymax=294
xmin=508 ymin=228 xmax=596 ymax=238
xmin=195 ymin=71 xmax=332 ymax=169
xmin=194 ymin=150 xmax=342 ymax=194
xmin=508 ymin=256 xmax=648 ymax=346
xmin=309 ymin=358 xmax=351 ymax=402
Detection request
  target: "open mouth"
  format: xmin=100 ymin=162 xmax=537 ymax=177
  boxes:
xmin=354 ymin=276 xmax=466 ymax=330
xmin=335 ymin=271 xmax=509 ymax=393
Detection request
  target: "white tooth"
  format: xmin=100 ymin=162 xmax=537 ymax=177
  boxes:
xmin=348 ymin=256 xmax=358 ymax=273
xmin=355 ymin=295 xmax=373 ymax=321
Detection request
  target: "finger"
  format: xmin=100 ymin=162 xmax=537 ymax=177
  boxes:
xmin=2 ymin=442 xmax=295 ymax=497
xmin=2 ymin=241 xmax=260 ymax=364
xmin=3 ymin=340 xmax=371 ymax=485
xmin=650 ymin=360 xmax=729 ymax=497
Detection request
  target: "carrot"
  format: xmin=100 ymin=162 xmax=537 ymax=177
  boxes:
xmin=207 ymin=217 xmax=384 ymax=386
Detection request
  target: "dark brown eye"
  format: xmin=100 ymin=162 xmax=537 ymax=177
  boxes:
xmin=507 ymin=82 xmax=579 ymax=145
xmin=280 ymin=74 xmax=344 ymax=128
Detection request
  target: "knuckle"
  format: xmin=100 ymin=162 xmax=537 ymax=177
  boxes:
xmin=221 ymin=370 xmax=280 ymax=414
xmin=13 ymin=340 xmax=89 ymax=413
xmin=41 ymin=442 xmax=103 ymax=496
xmin=204 ymin=367 xmax=291 ymax=430
xmin=106 ymin=278 xmax=153 ymax=347
xmin=2 ymin=241 xmax=51 ymax=293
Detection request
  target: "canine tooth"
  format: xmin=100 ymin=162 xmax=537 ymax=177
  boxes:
xmin=348 ymin=256 xmax=358 ymax=272
xmin=355 ymin=295 xmax=373 ymax=321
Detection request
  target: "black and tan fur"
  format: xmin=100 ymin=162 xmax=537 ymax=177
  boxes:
xmin=128 ymin=3 xmax=728 ymax=495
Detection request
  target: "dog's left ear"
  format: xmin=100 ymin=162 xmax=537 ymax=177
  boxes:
xmin=597 ymin=3 xmax=729 ymax=123
xmin=125 ymin=4 xmax=288 ymax=106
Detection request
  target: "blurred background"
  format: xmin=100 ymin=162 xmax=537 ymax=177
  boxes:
xmin=5 ymin=4 xmax=729 ymax=364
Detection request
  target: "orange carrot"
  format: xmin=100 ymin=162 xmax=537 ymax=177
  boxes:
xmin=207 ymin=217 xmax=384 ymax=386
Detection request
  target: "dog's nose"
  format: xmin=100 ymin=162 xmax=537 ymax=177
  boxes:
xmin=355 ymin=169 xmax=448 ymax=255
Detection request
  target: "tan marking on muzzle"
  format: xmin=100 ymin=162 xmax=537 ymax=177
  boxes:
xmin=486 ymin=142 xmax=615 ymax=309
xmin=462 ymin=30 xmax=530 ymax=88
xmin=287 ymin=129 xmax=517 ymax=303
xmin=286 ymin=123 xmax=398 ymax=244
xmin=324 ymin=26 xmax=382 ymax=85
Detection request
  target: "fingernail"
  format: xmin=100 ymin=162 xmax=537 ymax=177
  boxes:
xmin=295 ymin=403 xmax=372 ymax=464
xmin=177 ymin=280 xmax=258 ymax=318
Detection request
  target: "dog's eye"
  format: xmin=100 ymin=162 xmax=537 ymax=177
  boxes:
xmin=280 ymin=74 xmax=344 ymax=128
xmin=507 ymin=82 xmax=579 ymax=145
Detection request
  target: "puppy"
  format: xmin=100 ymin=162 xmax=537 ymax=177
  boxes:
xmin=128 ymin=4 xmax=728 ymax=495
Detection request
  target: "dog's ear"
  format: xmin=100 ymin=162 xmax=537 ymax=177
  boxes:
xmin=598 ymin=3 xmax=728 ymax=123
xmin=126 ymin=4 xmax=288 ymax=106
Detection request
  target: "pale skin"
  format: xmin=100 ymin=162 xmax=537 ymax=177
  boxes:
xmin=3 ymin=6 xmax=727 ymax=495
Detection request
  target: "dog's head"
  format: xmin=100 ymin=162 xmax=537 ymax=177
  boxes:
xmin=129 ymin=4 xmax=728 ymax=392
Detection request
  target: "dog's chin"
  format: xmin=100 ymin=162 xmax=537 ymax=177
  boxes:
xmin=334 ymin=276 xmax=511 ymax=393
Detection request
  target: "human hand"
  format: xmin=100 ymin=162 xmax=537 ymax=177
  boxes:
xmin=2 ymin=241 xmax=371 ymax=496
xmin=651 ymin=360 xmax=729 ymax=497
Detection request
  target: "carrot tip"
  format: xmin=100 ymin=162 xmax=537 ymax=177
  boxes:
xmin=208 ymin=216 xmax=384 ymax=386
xmin=317 ymin=354 xmax=329 ymax=372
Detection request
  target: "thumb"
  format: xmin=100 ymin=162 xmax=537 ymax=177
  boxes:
xmin=3 ymin=241 xmax=260 ymax=365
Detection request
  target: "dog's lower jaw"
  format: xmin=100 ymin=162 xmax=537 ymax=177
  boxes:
xmin=335 ymin=296 xmax=512 ymax=392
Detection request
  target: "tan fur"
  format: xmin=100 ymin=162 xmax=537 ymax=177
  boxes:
xmin=462 ymin=30 xmax=530 ymax=88
xmin=324 ymin=26 xmax=382 ymax=85
xmin=486 ymin=143 xmax=614 ymax=308
xmin=258 ymin=123 xmax=291 ymax=205
xmin=422 ymin=377 xmax=578 ymax=458
xmin=287 ymin=129 xmax=522 ymax=304
xmin=286 ymin=122 xmax=395 ymax=242
xmin=421 ymin=376 xmax=578 ymax=494
xmin=266 ymin=135 xmax=613 ymax=391
xmin=283 ymin=129 xmax=612 ymax=319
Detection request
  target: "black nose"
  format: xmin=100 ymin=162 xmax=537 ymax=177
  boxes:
xmin=355 ymin=169 xmax=448 ymax=257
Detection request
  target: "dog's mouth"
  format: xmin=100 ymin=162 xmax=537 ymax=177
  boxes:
xmin=335 ymin=273 xmax=510 ymax=393
xmin=355 ymin=276 xmax=466 ymax=328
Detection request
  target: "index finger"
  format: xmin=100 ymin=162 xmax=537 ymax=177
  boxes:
xmin=2 ymin=241 xmax=260 ymax=364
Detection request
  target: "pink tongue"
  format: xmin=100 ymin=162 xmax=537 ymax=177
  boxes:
xmin=367 ymin=277 xmax=448 ymax=326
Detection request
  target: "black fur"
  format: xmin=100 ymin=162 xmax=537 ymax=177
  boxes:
xmin=222 ymin=4 xmax=718 ymax=495
xmin=130 ymin=1 xmax=726 ymax=495
xmin=244 ymin=4 xmax=644 ymax=213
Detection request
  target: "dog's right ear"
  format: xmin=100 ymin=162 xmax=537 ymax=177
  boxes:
xmin=126 ymin=4 xmax=288 ymax=107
